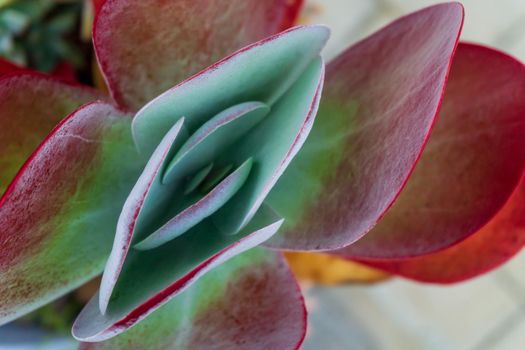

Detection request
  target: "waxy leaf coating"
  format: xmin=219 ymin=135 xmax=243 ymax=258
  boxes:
xmin=342 ymin=43 xmax=525 ymax=260
xmin=135 ymin=158 xmax=254 ymax=250
xmin=73 ymin=211 xmax=285 ymax=341
xmin=0 ymin=98 xmax=143 ymax=325
xmin=0 ymin=2 xmax=523 ymax=348
xmin=266 ymin=3 xmax=464 ymax=250
xmin=212 ymin=57 xmax=325 ymax=235
xmin=78 ymin=249 xmax=306 ymax=350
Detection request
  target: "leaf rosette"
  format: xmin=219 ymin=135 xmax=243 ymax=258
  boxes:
xmin=72 ymin=25 xmax=329 ymax=341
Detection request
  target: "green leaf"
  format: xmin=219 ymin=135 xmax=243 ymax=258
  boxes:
xmin=212 ymin=57 xmax=325 ymax=235
xmin=0 ymin=99 xmax=143 ymax=325
xmin=135 ymin=158 xmax=253 ymax=250
xmin=132 ymin=25 xmax=329 ymax=156
xmin=77 ymin=248 xmax=306 ymax=350
xmin=73 ymin=207 xmax=284 ymax=341
xmin=163 ymin=101 xmax=269 ymax=184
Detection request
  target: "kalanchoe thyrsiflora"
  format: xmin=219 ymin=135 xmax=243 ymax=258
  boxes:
xmin=0 ymin=1 xmax=524 ymax=349
xmin=74 ymin=24 xmax=327 ymax=342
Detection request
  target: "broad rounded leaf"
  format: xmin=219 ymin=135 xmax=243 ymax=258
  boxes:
xmin=0 ymin=73 xmax=104 ymax=195
xmin=78 ymin=248 xmax=306 ymax=350
xmin=342 ymin=43 xmax=525 ymax=259
xmin=356 ymin=176 xmax=525 ymax=283
xmin=0 ymin=100 xmax=143 ymax=325
xmin=94 ymin=0 xmax=305 ymax=110
xmin=266 ymin=3 xmax=464 ymax=250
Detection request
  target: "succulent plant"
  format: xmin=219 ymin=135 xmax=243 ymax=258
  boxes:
xmin=0 ymin=1 xmax=524 ymax=349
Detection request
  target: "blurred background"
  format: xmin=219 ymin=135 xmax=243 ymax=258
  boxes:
xmin=302 ymin=1 xmax=525 ymax=349
xmin=0 ymin=0 xmax=524 ymax=349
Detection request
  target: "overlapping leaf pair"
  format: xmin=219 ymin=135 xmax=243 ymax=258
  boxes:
xmin=0 ymin=1 xmax=524 ymax=349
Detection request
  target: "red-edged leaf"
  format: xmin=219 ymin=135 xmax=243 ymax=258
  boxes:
xmin=0 ymin=73 xmax=104 ymax=195
xmin=73 ymin=212 xmax=284 ymax=341
xmin=356 ymin=176 xmax=525 ymax=283
xmin=265 ymin=3 xmax=464 ymax=250
xmin=131 ymin=25 xmax=328 ymax=157
xmin=336 ymin=43 xmax=525 ymax=282
xmin=342 ymin=43 xmax=525 ymax=259
xmin=94 ymin=0 xmax=304 ymax=110
xmin=0 ymin=100 xmax=143 ymax=325
xmin=97 ymin=116 xmax=190 ymax=314
xmin=78 ymin=248 xmax=306 ymax=350
xmin=92 ymin=0 xmax=105 ymax=13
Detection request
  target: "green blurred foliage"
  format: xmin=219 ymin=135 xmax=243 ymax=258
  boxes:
xmin=0 ymin=0 xmax=87 ymax=73
xmin=17 ymin=293 xmax=85 ymax=334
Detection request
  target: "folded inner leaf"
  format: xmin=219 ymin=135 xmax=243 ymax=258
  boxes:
xmin=73 ymin=206 xmax=284 ymax=342
xmin=132 ymin=25 xmax=329 ymax=156
xmin=184 ymin=163 xmax=214 ymax=194
xmin=213 ymin=57 xmax=325 ymax=235
xmin=163 ymin=101 xmax=269 ymax=184
xmin=99 ymin=118 xmax=188 ymax=314
xmin=135 ymin=158 xmax=253 ymax=250
xmin=77 ymin=248 xmax=306 ymax=350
